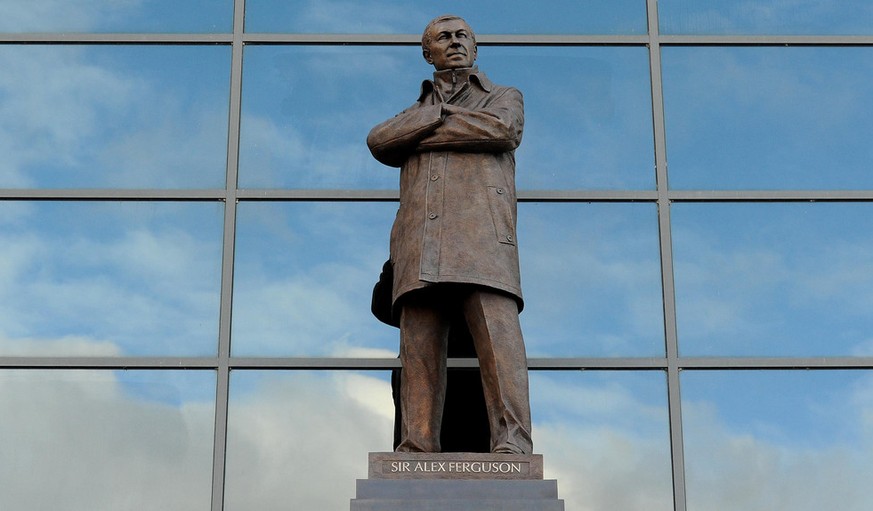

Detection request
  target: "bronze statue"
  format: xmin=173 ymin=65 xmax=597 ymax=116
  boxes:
xmin=368 ymin=15 xmax=532 ymax=455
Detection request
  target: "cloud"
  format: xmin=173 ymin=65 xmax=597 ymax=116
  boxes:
xmin=683 ymin=391 xmax=873 ymax=511
xmin=0 ymin=44 xmax=228 ymax=188
xmin=3 ymin=340 xmax=873 ymax=511
xmin=0 ymin=203 xmax=222 ymax=356
xmin=0 ymin=0 xmax=142 ymax=32
xmin=223 ymin=371 xmax=395 ymax=510
xmin=0 ymin=367 xmax=214 ymax=511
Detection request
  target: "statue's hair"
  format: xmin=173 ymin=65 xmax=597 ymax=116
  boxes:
xmin=421 ymin=15 xmax=476 ymax=51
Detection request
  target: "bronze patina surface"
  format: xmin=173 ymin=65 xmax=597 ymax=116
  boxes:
xmin=368 ymin=15 xmax=532 ymax=455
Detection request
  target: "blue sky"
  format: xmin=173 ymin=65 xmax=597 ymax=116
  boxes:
xmin=3 ymin=2 xmax=873 ymax=511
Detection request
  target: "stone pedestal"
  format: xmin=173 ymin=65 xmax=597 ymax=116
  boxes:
xmin=350 ymin=453 xmax=564 ymax=510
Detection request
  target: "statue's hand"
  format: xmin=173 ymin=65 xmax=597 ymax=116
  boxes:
xmin=441 ymin=103 xmax=469 ymax=117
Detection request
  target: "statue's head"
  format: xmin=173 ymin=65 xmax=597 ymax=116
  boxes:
xmin=421 ymin=15 xmax=477 ymax=71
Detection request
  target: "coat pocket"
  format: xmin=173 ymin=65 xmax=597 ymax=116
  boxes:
xmin=487 ymin=186 xmax=516 ymax=246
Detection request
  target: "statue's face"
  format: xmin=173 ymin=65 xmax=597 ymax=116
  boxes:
xmin=423 ymin=19 xmax=477 ymax=70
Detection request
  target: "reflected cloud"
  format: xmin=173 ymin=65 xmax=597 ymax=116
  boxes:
xmin=0 ymin=202 xmax=223 ymax=356
xmin=684 ymin=376 xmax=873 ymax=510
xmin=660 ymin=0 xmax=873 ymax=35
xmin=0 ymin=368 xmax=214 ymax=510
xmin=663 ymin=47 xmax=873 ymax=189
xmin=673 ymin=203 xmax=873 ymax=356
xmin=0 ymin=45 xmax=228 ymax=188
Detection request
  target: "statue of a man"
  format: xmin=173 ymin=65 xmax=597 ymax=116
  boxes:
xmin=367 ymin=14 xmax=532 ymax=455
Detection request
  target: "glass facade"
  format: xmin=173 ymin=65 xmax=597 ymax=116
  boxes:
xmin=2 ymin=2 xmax=872 ymax=510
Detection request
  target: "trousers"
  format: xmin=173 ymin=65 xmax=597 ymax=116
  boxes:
xmin=395 ymin=285 xmax=533 ymax=454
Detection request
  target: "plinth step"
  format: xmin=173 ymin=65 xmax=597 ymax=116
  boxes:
xmin=351 ymin=479 xmax=564 ymax=511
xmin=350 ymin=498 xmax=565 ymax=511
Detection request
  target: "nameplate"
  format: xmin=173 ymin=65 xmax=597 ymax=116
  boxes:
xmin=368 ymin=452 xmax=543 ymax=480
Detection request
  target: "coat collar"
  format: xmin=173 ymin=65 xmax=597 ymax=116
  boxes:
xmin=418 ymin=67 xmax=493 ymax=101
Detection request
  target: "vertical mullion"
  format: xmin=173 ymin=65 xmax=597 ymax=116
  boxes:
xmin=211 ymin=1 xmax=246 ymax=510
xmin=647 ymin=1 xmax=687 ymax=510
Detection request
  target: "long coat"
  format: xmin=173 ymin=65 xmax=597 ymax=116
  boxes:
xmin=367 ymin=69 xmax=525 ymax=311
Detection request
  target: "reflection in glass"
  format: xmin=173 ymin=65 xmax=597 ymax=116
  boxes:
xmin=239 ymin=45 xmax=654 ymax=190
xmin=659 ymin=0 xmax=873 ymax=35
xmin=682 ymin=370 xmax=873 ymax=511
xmin=224 ymin=370 xmax=394 ymax=510
xmin=0 ymin=0 xmax=233 ymax=33
xmin=231 ymin=202 xmax=398 ymax=356
xmin=0 ymin=45 xmax=230 ymax=188
xmin=672 ymin=203 xmax=873 ymax=357
xmin=663 ymin=47 xmax=873 ymax=190
xmin=0 ymin=369 xmax=215 ymax=510
xmin=238 ymin=46 xmax=415 ymax=189
xmin=245 ymin=0 xmax=646 ymax=35
xmin=0 ymin=201 xmax=224 ymax=356
xmin=530 ymin=371 xmax=673 ymax=511
xmin=519 ymin=203 xmax=664 ymax=357
xmin=487 ymin=47 xmax=654 ymax=190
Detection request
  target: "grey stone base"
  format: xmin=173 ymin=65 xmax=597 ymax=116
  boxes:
xmin=353 ymin=453 xmax=564 ymax=511
xmin=350 ymin=479 xmax=565 ymax=511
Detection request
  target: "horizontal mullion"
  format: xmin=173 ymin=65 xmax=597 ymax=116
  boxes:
xmin=236 ymin=189 xmax=398 ymax=201
xmin=4 ymin=34 xmax=873 ymax=47
xmin=679 ymin=357 xmax=873 ymax=370
xmin=4 ymin=356 xmax=871 ymax=371
xmin=0 ymin=357 xmax=220 ymax=369
xmin=0 ymin=33 xmax=232 ymax=44
xmin=0 ymin=189 xmax=228 ymax=200
xmin=668 ymin=190 xmax=873 ymax=202
xmin=660 ymin=34 xmax=873 ymax=46
xmin=242 ymin=33 xmax=649 ymax=46
xmin=235 ymin=189 xmax=659 ymax=202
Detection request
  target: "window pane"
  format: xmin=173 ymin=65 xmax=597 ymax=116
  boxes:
xmin=682 ymin=370 xmax=873 ymax=511
xmin=659 ymin=0 xmax=873 ymax=35
xmin=238 ymin=46 xmax=410 ymax=189
xmin=0 ymin=369 xmax=215 ymax=510
xmin=231 ymin=202 xmax=397 ymax=356
xmin=663 ymin=47 xmax=873 ymax=190
xmin=0 ymin=45 xmax=230 ymax=188
xmin=530 ymin=371 xmax=673 ymax=511
xmin=224 ymin=370 xmax=394 ymax=510
xmin=0 ymin=201 xmax=224 ymax=357
xmin=245 ymin=0 xmax=646 ymax=34
xmin=489 ymin=47 xmax=655 ymax=190
xmin=1 ymin=0 xmax=233 ymax=33
xmin=672 ymin=203 xmax=873 ymax=357
xmin=239 ymin=46 xmax=654 ymax=190
xmin=519 ymin=203 xmax=664 ymax=357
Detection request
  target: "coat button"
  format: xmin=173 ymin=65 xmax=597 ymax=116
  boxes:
xmin=506 ymin=234 xmax=513 ymax=242
xmin=429 ymin=213 xmax=438 ymax=219
xmin=496 ymin=188 xmax=504 ymax=194
xmin=431 ymin=175 xmax=439 ymax=181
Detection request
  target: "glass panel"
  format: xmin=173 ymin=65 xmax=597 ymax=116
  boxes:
xmin=231 ymin=202 xmax=398 ymax=356
xmin=0 ymin=45 xmax=230 ymax=188
xmin=0 ymin=369 xmax=215 ymax=510
xmin=0 ymin=201 xmax=224 ymax=357
xmin=663 ymin=47 xmax=873 ymax=190
xmin=245 ymin=0 xmax=646 ymax=35
xmin=672 ymin=203 xmax=873 ymax=357
xmin=1 ymin=0 xmax=233 ymax=33
xmin=659 ymin=0 xmax=873 ymax=35
xmin=488 ymin=47 xmax=655 ymax=190
xmin=519 ymin=203 xmax=664 ymax=357
xmin=224 ymin=370 xmax=394 ymax=510
xmin=683 ymin=370 xmax=873 ymax=510
xmin=531 ymin=371 xmax=673 ymax=511
xmin=239 ymin=45 xmax=654 ymax=190
xmin=238 ymin=46 xmax=410 ymax=189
